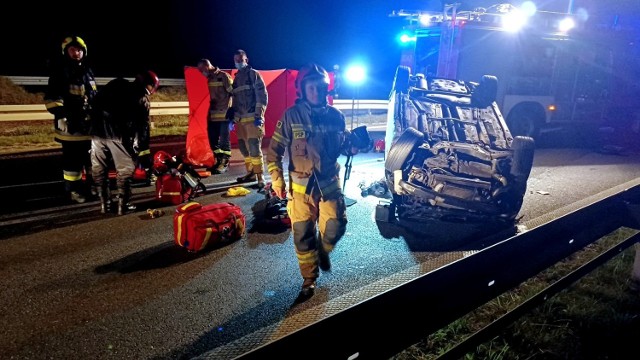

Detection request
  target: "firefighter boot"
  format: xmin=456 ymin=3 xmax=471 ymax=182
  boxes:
xmin=236 ymin=171 xmax=255 ymax=184
xmin=96 ymin=186 xmax=111 ymax=214
xmin=117 ymin=195 xmax=137 ymax=216
xmin=256 ymin=173 xmax=265 ymax=191
xmin=299 ymin=278 xmax=317 ymax=299
xmin=213 ymin=156 xmax=230 ymax=174
xmin=116 ymin=182 xmax=136 ymax=216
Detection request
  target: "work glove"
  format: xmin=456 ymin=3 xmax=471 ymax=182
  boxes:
xmin=228 ymin=121 xmax=235 ymax=132
xmin=57 ymin=118 xmax=68 ymax=133
xmin=270 ymin=171 xmax=286 ymax=199
xmin=254 ymin=116 xmax=264 ymax=127
xmin=132 ymin=138 xmax=140 ymax=154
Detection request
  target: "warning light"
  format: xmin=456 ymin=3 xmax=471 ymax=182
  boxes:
xmin=398 ymin=31 xmax=417 ymax=44
xmin=548 ymin=104 xmax=557 ymax=111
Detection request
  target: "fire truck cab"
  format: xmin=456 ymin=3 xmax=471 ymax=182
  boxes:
xmin=392 ymin=3 xmax=618 ymax=139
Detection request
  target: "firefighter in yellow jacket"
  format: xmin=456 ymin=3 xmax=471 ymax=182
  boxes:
xmin=197 ymin=59 xmax=234 ymax=174
xmin=266 ymin=63 xmax=358 ymax=299
xmin=231 ymin=49 xmax=268 ymax=188
xmin=45 ymin=36 xmax=97 ymax=203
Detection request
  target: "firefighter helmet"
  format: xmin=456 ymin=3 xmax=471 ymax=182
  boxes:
xmin=136 ymin=70 xmax=160 ymax=95
xmin=295 ymin=63 xmax=330 ymax=99
xmin=61 ymin=36 xmax=88 ymax=56
xmin=153 ymin=151 xmax=173 ymax=173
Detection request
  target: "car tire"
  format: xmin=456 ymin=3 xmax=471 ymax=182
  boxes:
xmin=393 ymin=65 xmax=411 ymax=94
xmin=471 ymin=75 xmax=498 ymax=108
xmin=510 ymin=136 xmax=535 ymax=180
xmin=384 ymin=127 xmax=424 ymax=191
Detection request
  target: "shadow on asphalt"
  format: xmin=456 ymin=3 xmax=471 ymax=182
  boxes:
xmin=375 ymin=217 xmax=517 ymax=252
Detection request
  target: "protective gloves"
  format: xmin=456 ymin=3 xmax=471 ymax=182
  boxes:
xmin=270 ymin=171 xmax=287 ymax=199
xmin=57 ymin=118 xmax=68 ymax=133
xmin=254 ymin=116 xmax=264 ymax=127
xmin=229 ymin=121 xmax=235 ymax=132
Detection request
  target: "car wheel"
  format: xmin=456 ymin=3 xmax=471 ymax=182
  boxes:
xmin=393 ymin=66 xmax=411 ymax=94
xmin=384 ymin=127 xmax=424 ymax=192
xmin=510 ymin=136 xmax=535 ymax=180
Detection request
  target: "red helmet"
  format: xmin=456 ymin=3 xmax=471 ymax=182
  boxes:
xmin=136 ymin=70 xmax=160 ymax=94
xmin=153 ymin=151 xmax=173 ymax=172
xmin=295 ymin=63 xmax=330 ymax=99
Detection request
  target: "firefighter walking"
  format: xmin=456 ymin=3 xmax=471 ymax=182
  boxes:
xmin=231 ymin=49 xmax=268 ymax=188
xmin=266 ymin=63 xmax=361 ymax=299
xmin=45 ymin=36 xmax=97 ymax=203
xmin=197 ymin=59 xmax=234 ymax=174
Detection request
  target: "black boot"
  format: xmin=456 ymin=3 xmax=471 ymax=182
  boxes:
xmin=236 ymin=171 xmax=255 ymax=184
xmin=116 ymin=181 xmax=135 ymax=216
xmin=117 ymin=195 xmax=136 ymax=216
xmin=213 ymin=157 xmax=230 ymax=174
xmin=96 ymin=186 xmax=111 ymax=214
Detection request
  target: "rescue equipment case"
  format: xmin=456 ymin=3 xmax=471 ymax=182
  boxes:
xmin=155 ymin=173 xmax=183 ymax=205
xmin=173 ymin=201 xmax=246 ymax=253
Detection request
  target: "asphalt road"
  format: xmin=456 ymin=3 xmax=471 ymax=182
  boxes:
xmin=1 ymin=131 xmax=640 ymax=360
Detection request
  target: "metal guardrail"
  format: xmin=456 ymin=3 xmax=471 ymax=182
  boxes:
xmin=3 ymin=75 xmax=186 ymax=87
xmin=0 ymin=100 xmax=388 ymax=122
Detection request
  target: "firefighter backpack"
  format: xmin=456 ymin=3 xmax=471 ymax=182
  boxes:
xmin=173 ymin=201 xmax=246 ymax=253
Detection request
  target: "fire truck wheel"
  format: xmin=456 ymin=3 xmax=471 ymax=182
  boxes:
xmin=392 ymin=65 xmax=411 ymax=94
xmin=384 ymin=127 xmax=423 ymax=192
xmin=507 ymin=106 xmax=543 ymax=139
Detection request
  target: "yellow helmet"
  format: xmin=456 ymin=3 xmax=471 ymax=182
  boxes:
xmin=61 ymin=36 xmax=88 ymax=56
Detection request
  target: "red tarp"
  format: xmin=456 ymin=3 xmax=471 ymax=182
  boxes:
xmin=184 ymin=68 xmax=334 ymax=154
xmin=184 ymin=66 xmax=215 ymax=168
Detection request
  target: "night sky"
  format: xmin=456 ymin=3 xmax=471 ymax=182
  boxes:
xmin=2 ymin=0 xmax=639 ymax=99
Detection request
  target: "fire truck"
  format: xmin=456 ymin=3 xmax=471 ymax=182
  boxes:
xmin=391 ymin=3 xmax=635 ymax=139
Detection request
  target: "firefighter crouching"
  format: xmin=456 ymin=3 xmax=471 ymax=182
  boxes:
xmin=45 ymin=36 xmax=98 ymax=203
xmin=90 ymin=71 xmax=159 ymax=215
xmin=266 ymin=63 xmax=368 ymax=299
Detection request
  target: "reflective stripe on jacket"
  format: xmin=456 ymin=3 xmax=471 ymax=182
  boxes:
xmin=44 ymin=58 xmax=97 ymax=142
xmin=207 ymin=68 xmax=233 ymax=121
xmin=266 ymin=100 xmax=348 ymax=199
xmin=231 ymin=66 xmax=268 ymax=119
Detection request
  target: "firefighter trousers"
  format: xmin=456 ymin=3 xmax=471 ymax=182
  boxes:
xmin=236 ymin=120 xmax=264 ymax=174
xmin=60 ymin=139 xmax=92 ymax=194
xmin=91 ymin=137 xmax=135 ymax=196
xmin=208 ymin=120 xmax=231 ymax=159
xmin=287 ymin=191 xmax=347 ymax=281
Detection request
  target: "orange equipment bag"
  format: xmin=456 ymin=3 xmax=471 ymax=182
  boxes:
xmin=173 ymin=201 xmax=246 ymax=253
xmin=155 ymin=173 xmax=183 ymax=205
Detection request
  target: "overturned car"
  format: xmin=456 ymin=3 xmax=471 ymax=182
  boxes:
xmin=383 ymin=66 xmax=535 ymax=222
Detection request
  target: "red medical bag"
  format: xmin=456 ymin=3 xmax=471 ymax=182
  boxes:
xmin=173 ymin=202 xmax=246 ymax=253
xmin=155 ymin=173 xmax=183 ymax=205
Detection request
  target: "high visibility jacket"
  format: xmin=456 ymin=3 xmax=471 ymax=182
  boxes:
xmin=231 ymin=65 xmax=268 ymax=120
xmin=89 ymin=78 xmax=151 ymax=156
xmin=267 ymin=100 xmax=349 ymax=199
xmin=44 ymin=57 xmax=97 ymax=142
xmin=206 ymin=67 xmax=233 ymax=122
